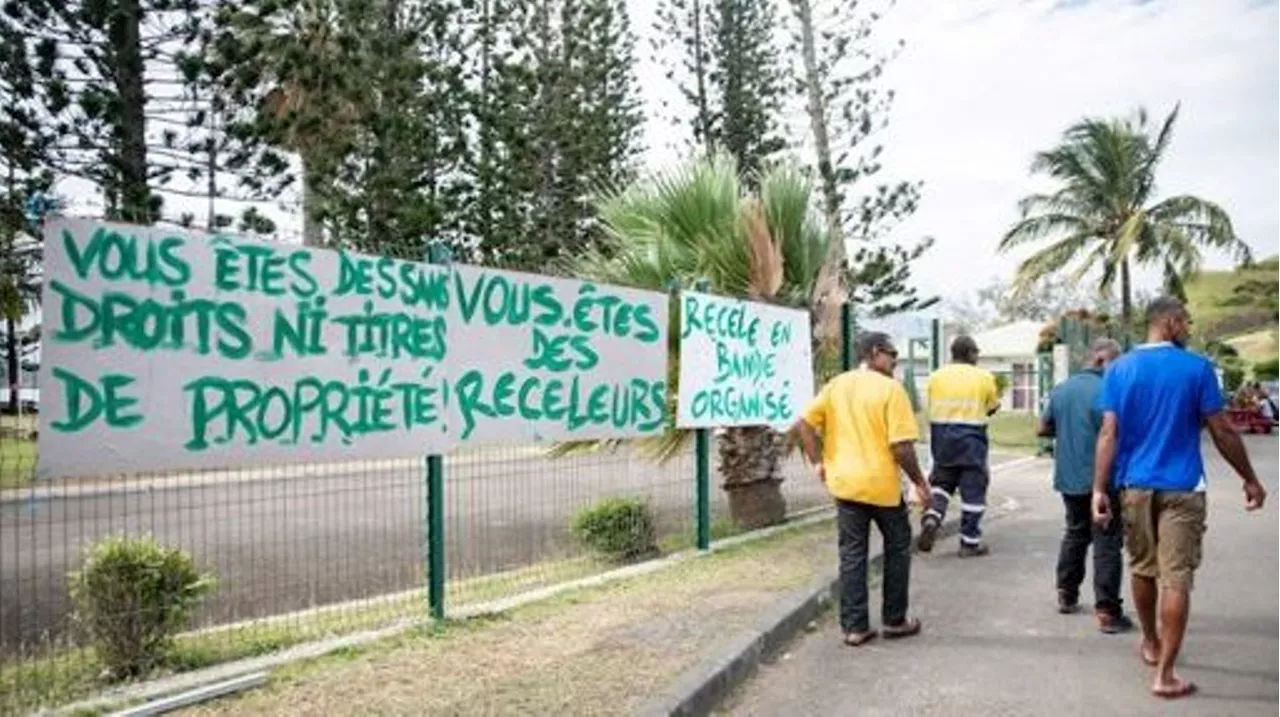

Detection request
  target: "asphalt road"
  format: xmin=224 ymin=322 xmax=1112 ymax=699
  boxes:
xmin=0 ymin=444 xmax=844 ymax=654
xmin=725 ymin=436 xmax=1279 ymax=717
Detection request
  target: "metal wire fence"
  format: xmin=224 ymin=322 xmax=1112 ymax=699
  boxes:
xmin=0 ymin=309 xmax=936 ymax=715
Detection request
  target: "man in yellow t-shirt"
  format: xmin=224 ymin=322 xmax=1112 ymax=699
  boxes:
xmin=793 ymin=331 xmax=932 ymax=646
xmin=918 ymin=335 xmax=1001 ymax=557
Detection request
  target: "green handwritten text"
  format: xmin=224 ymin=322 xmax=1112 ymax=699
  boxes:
xmin=681 ymin=294 xmax=759 ymax=346
xmin=453 ymin=370 xmax=664 ymax=440
xmin=51 ymin=280 xmax=252 ymax=359
xmin=213 ymin=237 xmax=318 ymax=299
xmin=183 ymin=368 xmax=443 ymax=451
xmin=335 ymin=251 xmax=449 ymax=310
xmin=63 ymin=227 xmax=190 ymax=287
xmin=713 ymin=341 xmax=776 ymax=386
xmin=689 ymin=384 xmax=792 ymax=424
xmin=50 ymin=367 xmax=143 ymax=432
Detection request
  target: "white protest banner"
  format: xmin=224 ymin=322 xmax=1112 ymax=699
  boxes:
xmin=37 ymin=218 xmax=668 ymax=478
xmin=675 ymin=290 xmax=813 ymax=429
xmin=443 ymin=264 xmax=669 ymax=444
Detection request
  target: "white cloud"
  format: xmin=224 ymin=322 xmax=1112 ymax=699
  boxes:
xmin=872 ymin=0 xmax=1279 ymax=303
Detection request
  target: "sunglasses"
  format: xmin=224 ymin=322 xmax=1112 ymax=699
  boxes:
xmin=877 ymin=347 xmax=899 ymax=359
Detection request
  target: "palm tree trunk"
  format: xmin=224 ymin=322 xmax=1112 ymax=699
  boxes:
xmin=1120 ymin=258 xmax=1133 ymax=329
xmin=6 ymin=316 xmax=18 ymax=415
xmin=718 ymin=426 xmax=786 ymax=529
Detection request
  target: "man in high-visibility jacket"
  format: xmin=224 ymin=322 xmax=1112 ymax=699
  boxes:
xmin=918 ymin=335 xmax=1001 ymax=557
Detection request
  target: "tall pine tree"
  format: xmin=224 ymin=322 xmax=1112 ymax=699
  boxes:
xmin=786 ymin=0 xmax=932 ymax=331
xmin=466 ymin=0 xmax=641 ymax=268
xmin=655 ymin=0 xmax=785 ymax=179
xmin=0 ymin=11 xmax=57 ymax=412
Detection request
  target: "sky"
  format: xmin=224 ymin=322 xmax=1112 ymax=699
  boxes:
xmin=631 ymin=0 xmax=1280 ymax=308
xmin=56 ymin=0 xmax=1280 ymax=314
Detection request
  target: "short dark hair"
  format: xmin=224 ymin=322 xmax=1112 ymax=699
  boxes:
xmin=857 ymin=331 xmax=893 ymax=362
xmin=951 ymin=335 xmax=979 ymax=362
xmin=1145 ymin=296 xmax=1187 ymax=326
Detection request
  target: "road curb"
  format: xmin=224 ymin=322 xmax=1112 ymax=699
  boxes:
xmin=634 ymin=460 xmax=1038 ymax=717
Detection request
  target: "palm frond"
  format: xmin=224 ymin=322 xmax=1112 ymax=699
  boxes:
xmin=1146 ymin=194 xmax=1249 ymax=261
xmin=1012 ymin=233 xmax=1093 ymax=292
xmin=554 ymin=156 xmax=830 ymax=462
xmin=1134 ymin=104 xmax=1179 ymax=206
xmin=998 ymin=214 xmax=1093 ymax=251
xmin=741 ymin=199 xmax=783 ymax=299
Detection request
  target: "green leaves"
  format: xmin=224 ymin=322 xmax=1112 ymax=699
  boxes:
xmin=68 ymin=534 xmax=218 ymax=679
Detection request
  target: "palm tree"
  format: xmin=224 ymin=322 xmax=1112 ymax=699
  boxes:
xmin=561 ymin=154 xmax=829 ymax=529
xmin=999 ymin=105 xmax=1252 ymax=325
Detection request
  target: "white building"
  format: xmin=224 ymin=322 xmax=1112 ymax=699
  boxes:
xmin=965 ymin=320 xmax=1045 ymax=412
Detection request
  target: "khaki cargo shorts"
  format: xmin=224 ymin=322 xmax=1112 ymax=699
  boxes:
xmin=1121 ymin=489 xmax=1207 ymax=592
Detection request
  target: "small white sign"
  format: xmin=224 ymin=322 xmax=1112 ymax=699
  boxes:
xmin=676 ymin=291 xmax=813 ymax=429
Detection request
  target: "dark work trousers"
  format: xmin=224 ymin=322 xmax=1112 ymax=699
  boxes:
xmin=837 ymin=498 xmax=913 ymax=634
xmin=923 ymin=464 xmax=988 ymax=547
xmin=1057 ymin=492 xmax=1124 ymax=615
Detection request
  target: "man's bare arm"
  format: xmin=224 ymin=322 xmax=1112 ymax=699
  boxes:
xmin=791 ymin=420 xmax=823 ymax=467
xmin=891 ymin=442 xmax=928 ymax=488
xmin=1205 ymin=413 xmax=1261 ymax=483
xmin=1092 ymin=413 xmax=1118 ymax=495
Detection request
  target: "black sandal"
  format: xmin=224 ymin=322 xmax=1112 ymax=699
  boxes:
xmin=881 ymin=617 xmax=922 ymax=639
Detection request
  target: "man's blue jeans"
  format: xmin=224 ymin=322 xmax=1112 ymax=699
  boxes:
xmin=837 ymin=498 xmax=913 ymax=633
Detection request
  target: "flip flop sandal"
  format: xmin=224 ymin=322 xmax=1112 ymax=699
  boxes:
xmin=1152 ymin=680 xmax=1197 ymax=700
xmin=844 ymin=630 xmax=878 ymax=647
xmin=881 ymin=618 xmax=922 ymax=639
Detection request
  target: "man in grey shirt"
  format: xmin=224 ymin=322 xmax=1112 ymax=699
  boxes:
xmin=1038 ymin=338 xmax=1133 ymax=633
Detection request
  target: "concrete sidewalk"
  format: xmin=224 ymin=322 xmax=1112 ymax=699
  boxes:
xmin=722 ymin=438 xmax=1279 ymax=717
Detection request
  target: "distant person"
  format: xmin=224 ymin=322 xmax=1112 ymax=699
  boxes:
xmin=1038 ymin=338 xmax=1133 ymax=633
xmin=918 ymin=335 xmax=1001 ymax=556
xmin=1093 ymin=296 xmax=1267 ymax=700
xmin=793 ymin=331 xmax=932 ymax=646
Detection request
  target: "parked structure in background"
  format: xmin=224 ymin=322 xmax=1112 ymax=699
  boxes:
xmin=959 ymin=321 xmax=1044 ymax=412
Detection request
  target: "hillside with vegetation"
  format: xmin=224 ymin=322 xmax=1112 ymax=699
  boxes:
xmin=1185 ymin=256 xmax=1278 ymax=366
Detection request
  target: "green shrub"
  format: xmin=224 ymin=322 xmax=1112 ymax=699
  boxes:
xmin=1221 ymin=361 xmax=1246 ymax=393
xmin=68 ymin=535 xmax=217 ymax=678
xmin=571 ymin=498 xmax=658 ymax=561
xmin=1254 ymin=357 xmax=1279 ymax=381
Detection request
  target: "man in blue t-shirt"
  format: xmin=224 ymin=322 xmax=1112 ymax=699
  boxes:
xmin=1092 ymin=297 xmax=1267 ymax=700
xmin=1039 ymin=337 xmax=1132 ymax=633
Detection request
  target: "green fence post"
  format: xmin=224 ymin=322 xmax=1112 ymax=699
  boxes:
xmin=840 ymin=302 xmax=854 ymax=371
xmin=930 ymin=318 xmax=942 ymax=372
xmin=424 ymin=242 xmax=450 ymax=620
xmin=427 ymin=454 xmax=445 ymax=620
xmin=691 ymin=279 xmax=711 ymax=551
xmin=695 ymin=426 xmax=711 ymax=551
